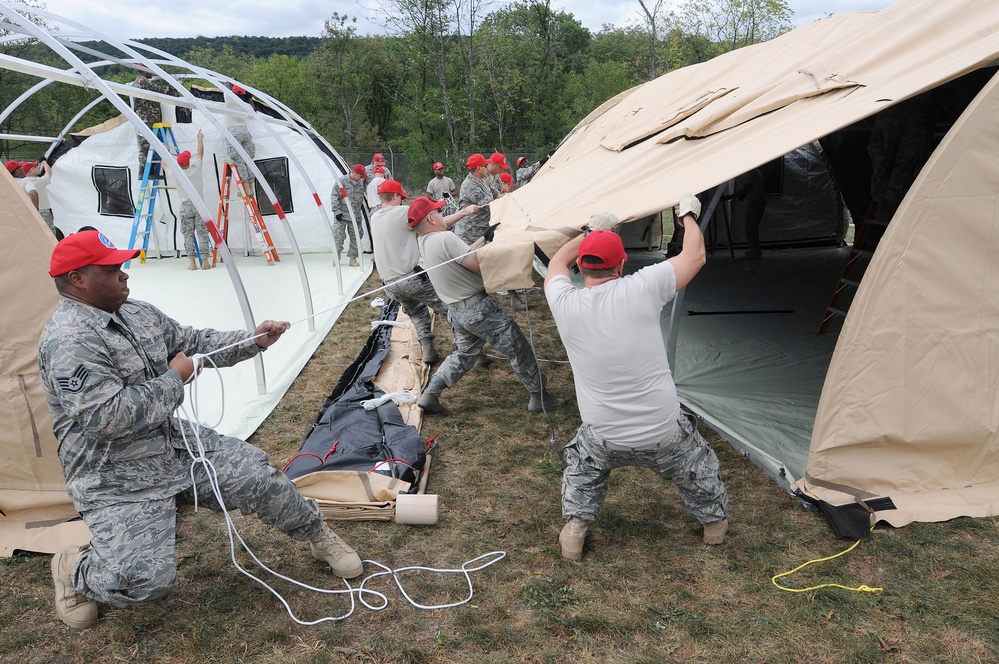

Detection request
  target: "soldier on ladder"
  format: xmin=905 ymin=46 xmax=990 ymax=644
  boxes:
xmin=176 ymin=130 xmax=212 ymax=270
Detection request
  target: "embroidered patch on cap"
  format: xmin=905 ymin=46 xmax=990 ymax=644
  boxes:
xmin=56 ymin=365 xmax=90 ymax=393
xmin=98 ymin=233 xmax=115 ymax=248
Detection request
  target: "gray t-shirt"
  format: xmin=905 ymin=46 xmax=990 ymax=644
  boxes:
xmin=416 ymin=230 xmax=484 ymax=304
xmin=426 ymin=176 xmax=456 ymax=201
xmin=370 ymin=205 xmax=421 ymax=282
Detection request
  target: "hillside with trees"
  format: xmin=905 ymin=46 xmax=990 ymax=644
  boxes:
xmin=0 ymin=0 xmax=793 ymax=182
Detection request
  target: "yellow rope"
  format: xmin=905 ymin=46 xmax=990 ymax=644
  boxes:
xmin=771 ymin=528 xmax=884 ymax=594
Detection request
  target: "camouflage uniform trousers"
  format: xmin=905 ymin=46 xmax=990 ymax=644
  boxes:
xmin=179 ymin=201 xmax=212 ymax=262
xmin=71 ymin=436 xmax=322 ymax=608
xmin=39 ymin=208 xmax=57 ymax=236
xmin=454 ymin=216 xmax=491 ymax=245
xmin=435 ymin=295 xmax=544 ymax=394
xmin=562 ymin=415 xmax=728 ymax=524
xmin=227 ymin=124 xmax=256 ymax=193
xmin=333 ymin=215 xmax=360 ymax=259
xmin=384 ymin=270 xmax=449 ymax=343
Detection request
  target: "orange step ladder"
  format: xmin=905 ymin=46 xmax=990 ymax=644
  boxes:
xmin=214 ymin=161 xmax=279 ymax=265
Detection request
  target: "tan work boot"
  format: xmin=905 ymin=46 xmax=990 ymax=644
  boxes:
xmin=559 ymin=517 xmax=589 ymax=560
xmin=420 ymin=338 xmax=440 ymax=365
xmin=528 ymin=391 xmax=566 ymax=413
xmin=52 ymin=545 xmax=98 ymax=629
xmin=201 ymin=255 xmax=213 ymax=270
xmin=349 ymin=257 xmax=359 ymax=267
xmin=187 ymin=258 xmax=198 ymax=270
xmin=702 ymin=518 xmax=729 ymax=545
xmin=310 ymin=522 xmax=363 ymax=579
xmin=417 ymin=374 xmax=448 ymax=413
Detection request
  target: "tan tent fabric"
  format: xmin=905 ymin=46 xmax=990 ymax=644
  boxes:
xmin=0 ymin=170 xmax=91 ymax=556
xmin=794 ymin=71 xmax=999 ymax=527
xmin=478 ymin=0 xmax=999 ymax=293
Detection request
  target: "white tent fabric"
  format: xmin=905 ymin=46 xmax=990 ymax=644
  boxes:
xmin=50 ymin=111 xmax=343 ymax=255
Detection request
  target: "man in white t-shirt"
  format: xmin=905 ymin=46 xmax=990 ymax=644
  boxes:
xmin=544 ymin=197 xmax=729 ymax=560
xmin=23 ymin=158 xmax=59 ymax=238
xmin=369 ymin=180 xmax=478 ymax=364
xmin=426 ymin=161 xmax=457 ymax=212
xmin=174 ymin=130 xmax=212 ymax=271
xmin=366 ymin=166 xmax=386 ymax=215
xmin=410 ymin=196 xmax=564 ymax=414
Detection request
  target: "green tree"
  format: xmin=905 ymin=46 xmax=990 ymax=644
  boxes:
xmin=678 ymin=0 xmax=792 ymax=53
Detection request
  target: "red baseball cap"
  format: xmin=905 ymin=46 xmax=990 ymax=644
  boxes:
xmin=489 ymin=152 xmax=509 ymax=169
xmin=5 ymin=159 xmax=21 ymax=173
xmin=517 ymin=156 xmax=528 ymax=167
xmin=578 ymin=230 xmax=627 ymax=270
xmin=374 ymin=166 xmax=385 ymax=175
xmin=352 ymin=164 xmax=367 ymax=177
xmin=378 ymin=179 xmax=408 ymax=198
xmin=176 ymin=151 xmax=191 ymax=167
xmin=433 ymin=162 xmax=444 ymax=170
xmin=407 ymin=196 xmax=446 ymax=227
xmin=373 ymin=153 xmax=385 ymax=163
xmin=49 ymin=231 xmax=140 ymax=277
xmin=466 ymin=153 xmax=487 ymax=169
xmin=499 ymin=172 xmax=513 ymax=184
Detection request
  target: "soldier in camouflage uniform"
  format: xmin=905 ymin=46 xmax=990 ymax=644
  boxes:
xmin=224 ymin=83 xmax=257 ymax=194
xmin=409 ymin=196 xmax=564 ymax=414
xmin=454 ymin=153 xmax=495 ymax=244
xmin=544 ymin=199 xmax=729 ymax=560
xmin=132 ymin=70 xmax=168 ymax=176
xmin=330 ymin=164 xmax=368 ymax=267
xmin=40 ymin=231 xmax=364 ymax=629
xmin=516 ymin=156 xmax=541 ymax=185
xmin=485 ymin=152 xmax=509 ymax=199
xmin=369 ymin=179 xmax=480 ymax=364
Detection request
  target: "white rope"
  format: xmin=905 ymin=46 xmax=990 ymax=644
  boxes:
xmin=173 ymin=301 xmax=506 ymax=622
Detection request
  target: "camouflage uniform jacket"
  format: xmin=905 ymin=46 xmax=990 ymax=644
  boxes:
xmin=455 ymin=172 xmax=493 ymax=243
xmin=517 ymin=162 xmax=541 ymax=185
xmin=132 ymin=74 xmax=165 ymax=126
xmin=331 ymin=177 xmax=367 ymax=221
xmin=38 ymin=297 xmax=261 ymax=512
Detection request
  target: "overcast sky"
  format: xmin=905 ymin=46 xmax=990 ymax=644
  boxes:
xmin=29 ymin=0 xmax=892 ymax=41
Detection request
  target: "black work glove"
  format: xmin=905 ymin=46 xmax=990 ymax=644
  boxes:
xmin=482 ymin=222 xmax=500 ymax=243
xmin=537 ymin=148 xmax=555 ymax=168
xmin=335 ymin=213 xmax=344 ymax=222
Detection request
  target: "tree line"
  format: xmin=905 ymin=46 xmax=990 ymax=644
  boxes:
xmin=0 ymin=0 xmax=794 ymax=186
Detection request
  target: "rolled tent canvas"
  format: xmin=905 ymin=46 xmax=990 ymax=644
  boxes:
xmin=0 ymin=170 xmax=90 ymax=555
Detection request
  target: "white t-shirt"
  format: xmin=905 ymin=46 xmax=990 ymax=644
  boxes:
xmin=545 ymin=261 xmax=681 ymax=447
xmin=426 ymin=176 xmax=456 ymax=200
xmin=417 ymin=231 xmax=483 ymax=304
xmin=370 ymin=205 xmax=422 ymax=282
xmin=366 ymin=176 xmax=385 ymax=208
xmin=175 ymin=157 xmax=203 ymax=205
xmin=23 ymin=172 xmax=51 ymax=210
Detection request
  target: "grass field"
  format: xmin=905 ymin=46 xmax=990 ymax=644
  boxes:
xmin=3 ymin=272 xmax=998 ymax=663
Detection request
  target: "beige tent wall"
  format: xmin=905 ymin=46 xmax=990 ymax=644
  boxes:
xmin=0 ymin=171 xmax=90 ymax=555
xmin=796 ymin=72 xmax=999 ymax=527
xmin=478 ymin=0 xmax=999 ymax=293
